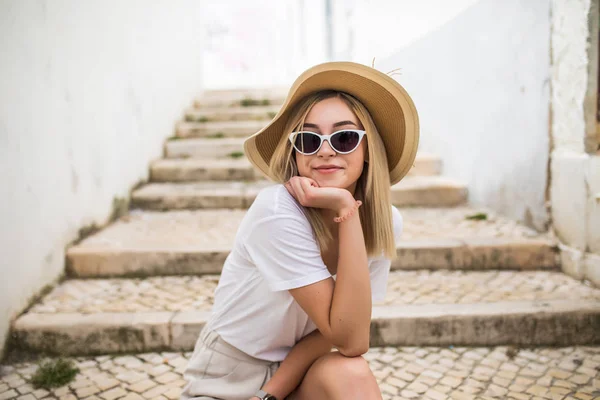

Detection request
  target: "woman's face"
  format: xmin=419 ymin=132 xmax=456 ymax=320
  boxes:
xmin=294 ymin=97 xmax=367 ymax=194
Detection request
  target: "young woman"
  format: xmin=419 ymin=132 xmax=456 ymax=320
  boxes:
xmin=180 ymin=61 xmax=419 ymax=400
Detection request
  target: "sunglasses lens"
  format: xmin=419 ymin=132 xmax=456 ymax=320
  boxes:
xmin=294 ymin=132 xmax=321 ymax=154
xmin=331 ymin=130 xmax=361 ymax=152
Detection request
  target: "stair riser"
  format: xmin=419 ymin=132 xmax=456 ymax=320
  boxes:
xmin=150 ymin=160 xmax=441 ymax=182
xmin=66 ymin=241 xmax=558 ymax=278
xmin=193 ymin=95 xmax=286 ymax=109
xmin=131 ymin=187 xmax=468 ymax=210
xmin=151 ymin=166 xmax=259 ymax=182
xmin=166 ymin=141 xmax=244 ymax=158
xmin=390 ymin=187 xmax=467 ymax=207
xmin=369 ymin=303 xmax=600 ymax=347
xmin=14 ymin=302 xmax=598 ymax=355
xmin=185 ymin=107 xmax=280 ymax=123
xmin=131 ymin=195 xmax=251 ymax=210
xmin=175 ymin=122 xmax=262 ymax=139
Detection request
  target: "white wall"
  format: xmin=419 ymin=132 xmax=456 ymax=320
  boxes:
xmin=550 ymin=0 xmax=600 ymax=285
xmin=202 ymin=0 xmax=328 ymax=90
xmin=201 ymin=0 xmax=481 ymax=90
xmin=375 ymin=0 xmax=551 ymax=231
xmin=333 ymin=0 xmax=479 ymax=63
xmin=0 ymin=1 xmax=205 ymax=359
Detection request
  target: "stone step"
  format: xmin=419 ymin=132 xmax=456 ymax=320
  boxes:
xmin=184 ymin=104 xmax=282 ymax=123
xmin=12 ymin=271 xmax=599 ymax=355
xmin=193 ymin=88 xmax=287 ymax=108
xmin=3 ymin=346 xmax=600 ymax=400
xmin=66 ymin=207 xmax=557 ymax=278
xmin=131 ymin=177 xmax=469 ymax=210
xmin=151 ymin=158 xmax=260 ymax=182
xmin=151 ymin=154 xmax=442 ymax=182
xmin=174 ymin=120 xmax=267 ymax=139
xmin=165 ymin=137 xmax=249 ymax=158
xmin=164 ymin=137 xmax=441 ymax=173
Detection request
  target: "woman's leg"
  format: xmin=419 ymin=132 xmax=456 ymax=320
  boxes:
xmin=289 ymin=351 xmax=382 ymax=400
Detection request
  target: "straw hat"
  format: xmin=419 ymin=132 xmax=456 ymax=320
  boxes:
xmin=243 ymin=61 xmax=419 ymax=186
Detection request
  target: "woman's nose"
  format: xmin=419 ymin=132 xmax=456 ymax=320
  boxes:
xmin=317 ymin=139 xmax=336 ymax=156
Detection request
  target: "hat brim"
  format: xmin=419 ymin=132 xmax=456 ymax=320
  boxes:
xmin=243 ymin=61 xmax=419 ymax=186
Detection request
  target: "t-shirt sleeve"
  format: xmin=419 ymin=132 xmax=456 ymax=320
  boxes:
xmin=369 ymin=257 xmax=391 ymax=303
xmin=370 ymin=205 xmax=404 ymax=303
xmin=244 ymin=215 xmax=332 ymax=292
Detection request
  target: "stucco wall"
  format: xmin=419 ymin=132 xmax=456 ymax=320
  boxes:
xmin=0 ymin=1 xmax=205 ymax=359
xmin=550 ymin=0 xmax=600 ymax=285
xmin=376 ymin=0 xmax=551 ymax=231
xmin=202 ymin=0 xmax=328 ymax=90
xmin=339 ymin=0 xmax=478 ymax=62
xmin=200 ymin=0 xmax=480 ymax=90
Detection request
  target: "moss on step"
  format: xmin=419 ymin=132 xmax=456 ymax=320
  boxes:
xmin=206 ymin=132 xmax=225 ymax=139
xmin=30 ymin=358 xmax=79 ymax=389
xmin=228 ymin=151 xmax=245 ymax=159
xmin=186 ymin=115 xmax=210 ymax=123
xmin=466 ymin=212 xmax=488 ymax=221
xmin=240 ymin=98 xmax=271 ymax=107
xmin=109 ymin=197 xmax=129 ymax=222
xmin=77 ymin=223 xmax=101 ymax=243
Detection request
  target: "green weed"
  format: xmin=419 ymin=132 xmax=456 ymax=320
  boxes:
xmin=228 ymin=151 xmax=245 ymax=159
xmin=30 ymin=358 xmax=80 ymax=389
xmin=465 ymin=213 xmax=488 ymax=221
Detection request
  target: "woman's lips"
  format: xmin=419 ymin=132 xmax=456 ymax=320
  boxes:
xmin=315 ymin=167 xmax=342 ymax=174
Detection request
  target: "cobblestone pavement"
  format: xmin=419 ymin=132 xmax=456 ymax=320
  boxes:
xmin=76 ymin=206 xmax=546 ymax=250
xmin=1 ymin=346 xmax=598 ymax=399
xmin=29 ymin=271 xmax=600 ymax=314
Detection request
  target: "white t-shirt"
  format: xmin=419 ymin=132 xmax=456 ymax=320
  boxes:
xmin=206 ymin=183 xmax=403 ymax=362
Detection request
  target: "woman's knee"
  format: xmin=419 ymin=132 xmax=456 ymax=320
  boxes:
xmin=293 ymin=352 xmax=380 ymax=400
xmin=312 ymin=351 xmax=374 ymax=382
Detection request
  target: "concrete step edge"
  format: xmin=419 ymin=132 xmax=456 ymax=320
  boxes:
xmin=193 ymin=94 xmax=286 ymax=109
xmin=13 ymin=299 xmax=599 ymax=355
xmin=174 ymin=120 xmax=265 ymax=139
xmin=66 ymin=238 xmax=559 ymax=278
xmin=130 ymin=177 xmax=469 ymax=210
xmin=150 ymin=155 xmax=442 ymax=181
xmin=184 ymin=105 xmax=281 ymax=123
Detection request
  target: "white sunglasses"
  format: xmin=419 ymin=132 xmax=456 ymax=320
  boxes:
xmin=288 ymin=129 xmax=367 ymax=155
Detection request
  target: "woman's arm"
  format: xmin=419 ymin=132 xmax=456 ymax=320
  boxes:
xmin=253 ymin=329 xmax=332 ymax=400
xmin=289 ymin=204 xmax=371 ymax=356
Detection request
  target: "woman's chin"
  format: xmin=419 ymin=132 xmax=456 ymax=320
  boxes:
xmin=314 ymin=177 xmax=347 ymax=188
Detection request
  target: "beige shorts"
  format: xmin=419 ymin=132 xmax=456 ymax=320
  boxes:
xmin=180 ymin=327 xmax=282 ymax=400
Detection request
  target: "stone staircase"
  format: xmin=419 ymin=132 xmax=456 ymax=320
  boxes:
xmin=5 ymin=88 xmax=600 ymax=400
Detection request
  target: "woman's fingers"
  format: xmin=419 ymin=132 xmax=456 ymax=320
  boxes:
xmin=291 ymin=177 xmax=307 ymax=205
xmin=299 ymin=177 xmax=316 ymax=201
xmin=285 ymin=176 xmax=327 ymax=207
xmin=284 ymin=180 xmax=297 ymax=199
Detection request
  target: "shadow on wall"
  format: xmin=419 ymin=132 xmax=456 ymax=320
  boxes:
xmin=378 ymin=0 xmax=551 ymax=232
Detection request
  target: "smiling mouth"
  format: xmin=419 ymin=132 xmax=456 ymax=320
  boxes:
xmin=315 ymin=167 xmax=342 ymax=173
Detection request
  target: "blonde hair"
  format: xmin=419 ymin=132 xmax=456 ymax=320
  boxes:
xmin=269 ymin=90 xmax=397 ymax=260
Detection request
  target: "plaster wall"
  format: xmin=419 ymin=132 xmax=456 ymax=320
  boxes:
xmin=0 ymin=1 xmax=205 ymax=359
xmin=200 ymin=0 xmax=481 ymax=90
xmin=550 ymin=0 xmax=600 ymax=286
xmin=376 ymin=0 xmax=552 ymax=231
xmin=333 ymin=0 xmax=479 ymax=63
xmin=201 ymin=0 xmax=328 ymax=90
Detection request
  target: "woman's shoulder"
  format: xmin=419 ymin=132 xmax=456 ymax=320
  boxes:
xmin=248 ymin=183 xmax=306 ymax=222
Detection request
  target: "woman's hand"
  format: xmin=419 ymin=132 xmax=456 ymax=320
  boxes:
xmin=284 ymin=176 xmax=356 ymax=212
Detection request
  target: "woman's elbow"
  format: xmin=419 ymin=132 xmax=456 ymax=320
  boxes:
xmin=338 ymin=343 xmax=369 ymax=357
xmin=335 ymin=335 xmax=370 ymax=357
